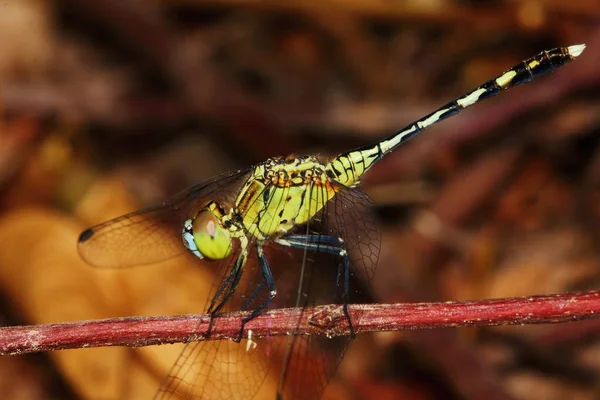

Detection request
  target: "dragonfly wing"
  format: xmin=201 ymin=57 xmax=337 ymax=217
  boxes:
xmin=154 ymin=337 xmax=277 ymax=400
xmin=278 ymin=334 xmax=350 ymax=400
xmin=154 ymin=237 xmax=285 ymax=400
xmin=78 ymin=168 xmax=251 ymax=268
xmin=329 ymin=185 xmax=381 ymax=284
xmin=274 ymin=184 xmax=381 ymax=399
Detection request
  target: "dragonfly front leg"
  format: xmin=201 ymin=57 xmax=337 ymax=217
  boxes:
xmin=184 ymin=255 xmax=242 ymax=343
xmin=274 ymin=234 xmax=356 ymax=337
xmin=204 ymin=250 xmax=247 ymax=340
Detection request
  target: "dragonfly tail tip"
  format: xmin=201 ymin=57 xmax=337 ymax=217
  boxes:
xmin=568 ymin=44 xmax=586 ymax=58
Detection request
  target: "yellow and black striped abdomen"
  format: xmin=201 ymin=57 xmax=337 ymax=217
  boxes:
xmin=326 ymin=45 xmax=584 ymax=188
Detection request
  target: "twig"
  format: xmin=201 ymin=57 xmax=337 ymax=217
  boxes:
xmin=1 ymin=291 xmax=599 ymax=356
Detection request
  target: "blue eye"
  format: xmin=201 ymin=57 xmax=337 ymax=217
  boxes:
xmin=182 ymin=219 xmax=203 ymax=259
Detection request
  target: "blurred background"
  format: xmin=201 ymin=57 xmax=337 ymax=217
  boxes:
xmin=1 ymin=0 xmax=600 ymax=399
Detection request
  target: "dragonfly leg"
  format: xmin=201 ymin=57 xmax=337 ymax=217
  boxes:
xmin=340 ymin=252 xmax=355 ymax=338
xmin=275 ymin=234 xmax=356 ymax=337
xmin=275 ymin=234 xmax=346 ymax=256
xmin=240 ymin=281 xmax=265 ymax=312
xmin=234 ymin=243 xmax=277 ymax=342
xmin=282 ymin=234 xmax=344 ymax=246
xmin=202 ymin=251 xmax=247 ymax=339
xmin=208 ymin=252 xmax=245 ymax=315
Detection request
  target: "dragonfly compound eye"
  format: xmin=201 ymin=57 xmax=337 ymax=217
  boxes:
xmin=181 ymin=210 xmax=232 ymax=260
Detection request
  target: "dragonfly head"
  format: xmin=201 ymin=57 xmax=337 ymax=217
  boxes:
xmin=181 ymin=201 xmax=232 ymax=260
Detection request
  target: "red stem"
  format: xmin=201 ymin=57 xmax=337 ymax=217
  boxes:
xmin=1 ymin=291 xmax=599 ymax=356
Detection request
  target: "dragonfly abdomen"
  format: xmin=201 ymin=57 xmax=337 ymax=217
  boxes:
xmin=326 ymin=44 xmax=585 ymax=188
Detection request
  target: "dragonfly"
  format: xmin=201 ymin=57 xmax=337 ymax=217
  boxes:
xmin=78 ymin=44 xmax=584 ymax=399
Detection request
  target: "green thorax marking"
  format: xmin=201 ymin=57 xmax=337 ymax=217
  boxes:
xmin=231 ymin=156 xmax=338 ymax=240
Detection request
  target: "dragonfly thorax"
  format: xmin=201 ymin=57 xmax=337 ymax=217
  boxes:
xmin=234 ymin=156 xmax=339 ymax=240
xmin=255 ymin=156 xmax=330 ymax=186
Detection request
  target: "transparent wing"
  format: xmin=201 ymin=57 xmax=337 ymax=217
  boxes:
xmin=275 ymin=184 xmax=381 ymax=399
xmin=155 ymin=231 xmax=284 ymax=399
xmin=329 ymin=184 xmax=381 ymax=284
xmin=77 ymin=168 xmax=252 ymax=268
xmin=155 ymin=336 xmax=280 ymax=400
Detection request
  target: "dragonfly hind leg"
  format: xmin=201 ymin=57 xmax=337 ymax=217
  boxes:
xmin=275 ymin=234 xmax=356 ymax=338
